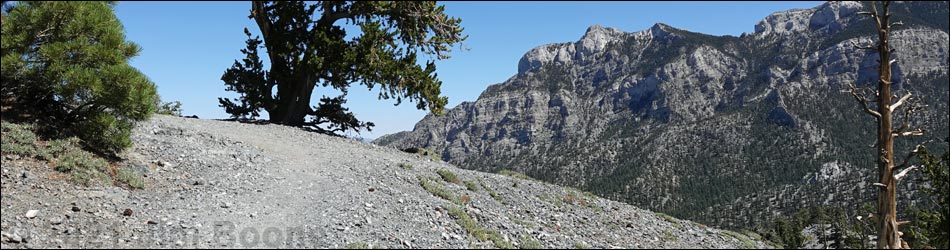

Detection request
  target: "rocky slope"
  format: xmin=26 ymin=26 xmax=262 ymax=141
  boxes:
xmin=0 ymin=115 xmax=769 ymax=249
xmin=374 ymin=1 xmax=950 ymax=230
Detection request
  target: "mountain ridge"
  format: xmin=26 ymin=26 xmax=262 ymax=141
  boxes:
xmin=374 ymin=0 xmax=949 ymax=230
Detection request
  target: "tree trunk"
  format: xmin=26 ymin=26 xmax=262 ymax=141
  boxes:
xmin=268 ymin=78 xmax=315 ymax=126
xmin=873 ymin=2 xmax=900 ymax=248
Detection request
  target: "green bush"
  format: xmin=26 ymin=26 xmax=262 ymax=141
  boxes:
xmin=418 ymin=175 xmax=460 ymax=205
xmin=463 ymin=180 xmax=479 ymax=191
xmin=1 ymin=2 xmax=157 ymax=154
xmin=0 ymin=121 xmax=143 ymax=188
xmin=437 ymin=169 xmax=461 ymax=184
xmin=908 ymin=139 xmax=950 ymax=249
xmin=155 ymin=97 xmax=183 ymax=116
xmin=518 ymin=235 xmax=543 ymax=249
xmin=1 ymin=122 xmax=37 ymax=155
xmin=117 ymin=167 xmax=145 ymax=189
xmin=446 ymin=205 xmax=514 ymax=249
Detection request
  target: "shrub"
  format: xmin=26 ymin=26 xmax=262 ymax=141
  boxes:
xmin=1 ymin=1 xmax=158 ymax=154
xmin=437 ymin=169 xmax=461 ymax=184
xmin=499 ymin=169 xmax=536 ymax=181
xmin=156 ymin=99 xmax=183 ymax=116
xmin=446 ymin=205 xmax=514 ymax=249
xmin=463 ymin=180 xmax=479 ymax=191
xmin=1 ymin=122 xmax=37 ymax=155
xmin=518 ymin=235 xmax=543 ymax=249
xmin=418 ymin=175 xmax=459 ymax=205
xmin=117 ymin=167 xmax=145 ymax=189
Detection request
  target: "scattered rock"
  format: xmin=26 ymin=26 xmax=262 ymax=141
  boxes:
xmin=1 ymin=232 xmax=22 ymax=243
xmin=25 ymin=210 xmax=39 ymax=219
xmin=122 ymin=209 xmax=133 ymax=217
xmin=49 ymin=217 xmax=63 ymax=225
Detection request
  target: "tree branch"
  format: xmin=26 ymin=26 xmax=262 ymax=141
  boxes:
xmin=893 ymin=129 xmax=924 ymax=137
xmin=848 ymin=83 xmax=881 ymax=119
xmin=851 ymin=40 xmax=878 ymax=51
xmin=890 ymin=92 xmax=911 ymax=112
xmin=894 ymin=144 xmax=925 ymax=172
xmin=894 ymin=165 xmax=916 ymax=182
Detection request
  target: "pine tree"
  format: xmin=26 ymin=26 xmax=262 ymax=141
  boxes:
xmin=1 ymin=2 xmax=157 ymax=153
xmin=219 ymin=1 xmax=466 ymax=135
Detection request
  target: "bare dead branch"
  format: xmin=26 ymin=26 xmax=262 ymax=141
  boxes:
xmin=893 ymin=129 xmax=924 ymax=137
xmin=847 ymin=83 xmax=882 ymax=119
xmin=894 ymin=165 xmax=917 ymax=181
xmin=890 ymin=92 xmax=912 ymax=112
xmin=851 ymin=40 xmax=878 ymax=50
xmin=894 ymin=144 xmax=925 ymax=172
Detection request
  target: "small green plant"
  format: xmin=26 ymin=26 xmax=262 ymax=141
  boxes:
xmin=55 ymin=150 xmax=107 ymax=172
xmin=39 ymin=137 xmax=81 ymax=161
xmin=418 ymin=175 xmax=460 ymax=205
xmin=56 ymin=150 xmax=110 ymax=186
xmin=1 ymin=122 xmax=37 ymax=156
xmin=0 ymin=122 xmax=138 ymax=188
xmin=588 ymin=202 xmax=605 ymax=213
xmin=721 ymin=229 xmax=756 ymax=249
xmin=437 ymin=169 xmax=461 ymax=184
xmin=499 ymin=169 xmax=535 ymax=181
xmin=582 ymin=191 xmax=598 ymax=200
xmin=117 ymin=167 xmax=145 ymax=189
xmin=478 ymin=179 xmax=506 ymax=204
xmin=398 ymin=163 xmax=413 ymax=170
xmin=343 ymin=242 xmax=373 ymax=249
xmin=512 ymin=218 xmax=534 ymax=228
xmin=657 ymin=213 xmax=677 ymax=224
xmin=446 ymin=205 xmax=514 ymax=249
xmin=156 ymin=100 xmax=183 ymax=116
xmin=463 ymin=180 xmax=479 ymax=191
xmin=574 ymin=242 xmax=590 ymax=249
xmin=518 ymin=235 xmax=543 ymax=249
xmin=661 ymin=230 xmax=678 ymax=242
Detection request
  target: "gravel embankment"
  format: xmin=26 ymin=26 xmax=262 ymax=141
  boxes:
xmin=1 ymin=115 xmax=771 ymax=248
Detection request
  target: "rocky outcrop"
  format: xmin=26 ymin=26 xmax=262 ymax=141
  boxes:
xmin=375 ymin=1 xmax=949 ymax=230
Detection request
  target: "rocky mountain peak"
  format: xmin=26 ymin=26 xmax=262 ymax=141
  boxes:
xmin=648 ymin=22 xmax=673 ymax=38
xmin=754 ymin=1 xmax=865 ymax=36
xmin=578 ymin=24 xmax=624 ymax=55
xmin=377 ymin=1 xmax=948 ymax=233
xmin=518 ymin=24 xmax=630 ymax=75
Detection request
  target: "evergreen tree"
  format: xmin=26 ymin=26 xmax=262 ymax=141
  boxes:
xmin=219 ymin=1 xmax=466 ymax=135
xmin=908 ymin=137 xmax=950 ymax=249
xmin=1 ymin=1 xmax=157 ymax=154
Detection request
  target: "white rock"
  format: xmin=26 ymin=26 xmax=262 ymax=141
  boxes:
xmin=25 ymin=210 xmax=39 ymax=219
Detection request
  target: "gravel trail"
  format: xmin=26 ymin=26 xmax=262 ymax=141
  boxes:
xmin=1 ymin=115 xmax=771 ymax=249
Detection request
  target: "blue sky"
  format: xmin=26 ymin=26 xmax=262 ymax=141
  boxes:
xmin=114 ymin=1 xmax=823 ymax=139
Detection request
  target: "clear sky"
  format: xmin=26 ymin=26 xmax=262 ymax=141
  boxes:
xmin=114 ymin=1 xmax=823 ymax=139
